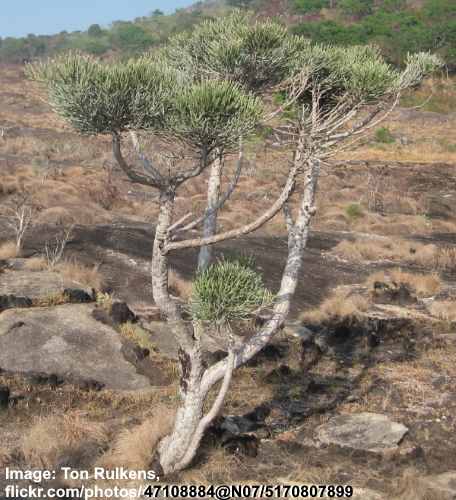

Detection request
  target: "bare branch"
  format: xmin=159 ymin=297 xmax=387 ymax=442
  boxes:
xmin=112 ymin=133 xmax=161 ymax=188
xmin=0 ymin=193 xmax=36 ymax=255
xmin=129 ymin=131 xmax=164 ymax=186
xmin=164 ymin=143 xmax=305 ymax=254
xmin=170 ymin=143 xmax=245 ymax=237
xmin=45 ymin=224 xmax=74 ymax=268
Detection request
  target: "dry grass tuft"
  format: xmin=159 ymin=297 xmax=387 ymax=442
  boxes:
xmin=23 ymin=256 xmax=48 ymax=271
xmin=32 ymin=291 xmax=71 ymax=307
xmin=0 ymin=176 xmax=20 ymax=195
xmin=36 ymin=206 xmax=75 ymax=225
xmin=22 ymin=412 xmax=109 ymax=469
xmin=428 ymin=300 xmax=456 ymax=322
xmin=433 ymin=246 xmax=456 ymax=271
xmin=98 ymin=407 xmax=175 ymax=470
xmin=300 ymin=287 xmax=369 ymax=324
xmin=56 ymin=259 xmax=103 ymax=290
xmin=366 ymin=269 xmax=441 ymax=298
xmin=333 ymin=237 xmax=450 ymax=270
xmin=0 ymin=447 xmax=13 ymax=467
xmin=393 ymin=468 xmax=447 ymax=500
xmin=96 ymin=291 xmax=115 ymax=310
xmin=119 ymin=322 xmax=156 ymax=352
xmin=179 ymin=446 xmax=240 ymax=484
xmin=169 ymin=269 xmax=193 ymax=300
xmin=0 ymin=241 xmax=17 ymax=260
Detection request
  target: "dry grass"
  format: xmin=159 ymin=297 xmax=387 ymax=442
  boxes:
xmin=97 ymin=407 xmax=175 ymax=470
xmin=179 ymin=446 xmax=241 ymax=484
xmin=0 ymin=446 xmax=12 ymax=467
xmin=23 ymin=256 xmax=47 ymax=271
xmin=22 ymin=411 xmax=109 ymax=469
xmin=300 ymin=287 xmax=369 ymax=324
xmin=36 ymin=206 xmax=75 ymax=225
xmin=95 ymin=291 xmax=115 ymax=310
xmin=393 ymin=468 xmax=451 ymax=500
xmin=56 ymin=259 xmax=103 ymax=290
xmin=433 ymin=246 xmax=456 ymax=271
xmin=0 ymin=241 xmax=17 ymax=259
xmin=333 ymin=237 xmax=450 ymax=270
xmin=169 ymin=269 xmax=193 ymax=300
xmin=119 ymin=322 xmax=157 ymax=352
xmin=428 ymin=300 xmax=456 ymax=322
xmin=366 ymin=269 xmax=442 ymax=297
xmin=0 ymin=176 xmax=20 ymax=195
xmin=32 ymin=291 xmax=71 ymax=307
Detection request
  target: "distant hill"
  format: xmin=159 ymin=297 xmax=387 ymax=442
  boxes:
xmin=1 ymin=0 xmax=454 ymax=69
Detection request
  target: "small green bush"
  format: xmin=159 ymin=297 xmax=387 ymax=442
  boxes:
xmin=375 ymin=127 xmax=395 ymax=144
xmin=191 ymin=258 xmax=273 ymax=323
xmin=294 ymin=0 xmax=329 ymax=13
xmin=345 ymin=203 xmax=364 ymax=219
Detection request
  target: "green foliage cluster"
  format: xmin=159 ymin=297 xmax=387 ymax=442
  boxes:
xmin=28 ymin=53 xmax=261 ymax=155
xmin=191 ymin=258 xmax=273 ymax=323
xmin=294 ymin=0 xmax=330 ymax=14
xmin=292 ymin=0 xmax=456 ymax=68
xmin=28 ymin=55 xmax=178 ymax=135
xmin=345 ymin=203 xmax=364 ymax=218
xmin=162 ymin=12 xmax=307 ymax=92
xmin=375 ymin=126 xmax=395 ymax=143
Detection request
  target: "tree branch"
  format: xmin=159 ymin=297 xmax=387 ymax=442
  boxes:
xmin=164 ymin=165 xmax=298 ymax=253
xmin=170 ymin=144 xmax=244 ymax=237
xmin=129 ymin=131 xmax=164 ymax=187
xmin=112 ymin=133 xmax=161 ymax=188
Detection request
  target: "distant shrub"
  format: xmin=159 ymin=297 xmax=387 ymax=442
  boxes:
xmin=88 ymin=24 xmax=103 ymax=38
xmin=339 ymin=0 xmax=374 ymax=16
xmin=294 ymin=0 xmax=330 ymax=13
xmin=110 ymin=23 xmax=155 ymax=53
xmin=345 ymin=203 xmax=364 ymax=219
xmin=375 ymin=127 xmax=395 ymax=144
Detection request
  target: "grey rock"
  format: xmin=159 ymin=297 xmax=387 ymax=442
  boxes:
xmin=0 ymin=270 xmax=82 ymax=298
xmin=284 ymin=321 xmax=314 ymax=341
xmin=316 ymin=412 xmax=408 ymax=454
xmin=0 ymin=270 xmax=92 ymax=311
xmin=0 ymin=304 xmax=151 ymax=390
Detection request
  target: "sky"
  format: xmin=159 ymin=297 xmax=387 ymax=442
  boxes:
xmin=0 ymin=0 xmax=196 ymax=38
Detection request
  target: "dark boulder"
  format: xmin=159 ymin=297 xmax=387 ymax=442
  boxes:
xmin=63 ymin=288 xmax=94 ymax=304
xmin=110 ymin=301 xmax=136 ymax=325
xmin=0 ymin=295 xmax=33 ymax=313
xmin=0 ymin=385 xmax=10 ymax=409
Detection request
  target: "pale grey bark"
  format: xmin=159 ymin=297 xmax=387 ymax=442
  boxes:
xmin=154 ymin=132 xmax=319 ymax=475
xmin=198 ymin=154 xmax=223 ymax=271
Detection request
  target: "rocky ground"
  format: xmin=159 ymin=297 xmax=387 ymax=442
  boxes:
xmin=1 ymin=64 xmax=456 ymax=499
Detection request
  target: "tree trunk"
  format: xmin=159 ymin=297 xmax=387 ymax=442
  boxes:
xmin=198 ymin=154 xmax=223 ymax=271
xmin=150 ymin=190 xmax=230 ymax=475
xmin=150 ymin=148 xmax=321 ymax=476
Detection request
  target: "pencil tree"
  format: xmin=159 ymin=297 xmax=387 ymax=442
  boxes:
xmin=29 ymin=38 xmax=441 ymax=475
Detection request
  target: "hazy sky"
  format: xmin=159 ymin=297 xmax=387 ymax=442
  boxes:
xmin=1 ymin=0 xmax=196 ymax=38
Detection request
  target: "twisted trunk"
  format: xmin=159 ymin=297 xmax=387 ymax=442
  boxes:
xmin=154 ymin=147 xmax=320 ymax=476
xmin=151 ymin=189 xmax=231 ymax=475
